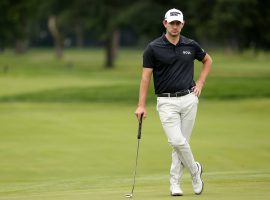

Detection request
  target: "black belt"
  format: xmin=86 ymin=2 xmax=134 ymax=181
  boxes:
xmin=157 ymin=88 xmax=193 ymax=97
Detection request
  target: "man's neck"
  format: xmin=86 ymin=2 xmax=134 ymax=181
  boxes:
xmin=165 ymin=33 xmax=180 ymax=45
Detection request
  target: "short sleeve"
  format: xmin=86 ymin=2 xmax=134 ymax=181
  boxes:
xmin=193 ymin=41 xmax=206 ymax=61
xmin=143 ymin=44 xmax=155 ymax=68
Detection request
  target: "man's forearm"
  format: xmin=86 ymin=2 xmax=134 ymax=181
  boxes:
xmin=193 ymin=54 xmax=212 ymax=96
xmin=138 ymin=76 xmax=151 ymax=107
xmin=135 ymin=68 xmax=153 ymax=119
xmin=197 ymin=54 xmax=212 ymax=85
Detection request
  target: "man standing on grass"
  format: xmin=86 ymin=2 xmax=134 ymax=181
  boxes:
xmin=135 ymin=8 xmax=212 ymax=196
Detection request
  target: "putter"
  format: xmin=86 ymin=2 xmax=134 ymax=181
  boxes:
xmin=125 ymin=113 xmax=144 ymax=198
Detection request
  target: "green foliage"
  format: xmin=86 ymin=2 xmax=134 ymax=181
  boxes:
xmin=1 ymin=0 xmax=270 ymax=53
xmin=188 ymin=0 xmax=270 ymax=50
xmin=0 ymin=0 xmax=38 ymax=43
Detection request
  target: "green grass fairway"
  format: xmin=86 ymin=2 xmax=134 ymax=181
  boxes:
xmin=0 ymin=100 xmax=269 ymax=200
xmin=0 ymin=49 xmax=269 ymax=199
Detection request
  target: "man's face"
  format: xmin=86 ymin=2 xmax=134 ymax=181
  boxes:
xmin=163 ymin=20 xmax=184 ymax=37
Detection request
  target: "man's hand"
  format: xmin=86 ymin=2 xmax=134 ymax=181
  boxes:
xmin=193 ymin=81 xmax=204 ymax=97
xmin=135 ymin=106 xmax=146 ymax=121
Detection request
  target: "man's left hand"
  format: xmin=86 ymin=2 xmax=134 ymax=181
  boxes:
xmin=193 ymin=81 xmax=204 ymax=97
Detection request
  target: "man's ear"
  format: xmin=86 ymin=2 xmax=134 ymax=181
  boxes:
xmin=181 ymin=21 xmax=185 ymax=27
xmin=163 ymin=20 xmax=167 ymax=28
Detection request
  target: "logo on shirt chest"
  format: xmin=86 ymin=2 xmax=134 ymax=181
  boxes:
xmin=182 ymin=50 xmax=191 ymax=55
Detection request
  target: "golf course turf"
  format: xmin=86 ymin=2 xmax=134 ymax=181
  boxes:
xmin=0 ymin=49 xmax=269 ymax=199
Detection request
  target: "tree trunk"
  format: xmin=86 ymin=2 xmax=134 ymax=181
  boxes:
xmin=105 ymin=29 xmax=120 ymax=68
xmin=48 ymin=15 xmax=63 ymax=59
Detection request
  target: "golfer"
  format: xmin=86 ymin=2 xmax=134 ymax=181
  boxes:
xmin=135 ymin=8 xmax=212 ymax=196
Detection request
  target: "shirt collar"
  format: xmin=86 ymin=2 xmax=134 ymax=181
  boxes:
xmin=162 ymin=33 xmax=185 ymax=46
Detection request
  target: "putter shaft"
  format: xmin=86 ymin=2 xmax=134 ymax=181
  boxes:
xmin=126 ymin=114 xmax=143 ymax=197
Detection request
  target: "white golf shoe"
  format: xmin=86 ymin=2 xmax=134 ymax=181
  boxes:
xmin=170 ymin=184 xmax=183 ymax=196
xmin=192 ymin=162 xmax=204 ymax=195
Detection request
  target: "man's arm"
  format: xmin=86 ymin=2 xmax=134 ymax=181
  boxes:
xmin=135 ymin=68 xmax=153 ymax=120
xmin=193 ymin=53 xmax=212 ymax=97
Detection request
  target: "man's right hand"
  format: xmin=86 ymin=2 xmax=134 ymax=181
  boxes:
xmin=135 ymin=106 xmax=147 ymax=121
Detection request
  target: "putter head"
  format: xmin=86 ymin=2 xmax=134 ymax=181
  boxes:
xmin=125 ymin=193 xmax=133 ymax=198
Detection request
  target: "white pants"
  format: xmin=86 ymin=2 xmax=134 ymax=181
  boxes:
xmin=157 ymin=93 xmax=199 ymax=186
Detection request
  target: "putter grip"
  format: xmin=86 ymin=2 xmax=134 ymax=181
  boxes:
xmin=137 ymin=113 xmax=143 ymax=139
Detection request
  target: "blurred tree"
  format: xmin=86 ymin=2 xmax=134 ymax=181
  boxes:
xmin=186 ymin=0 xmax=216 ymax=42
xmin=64 ymin=0 xmax=157 ymax=68
xmin=253 ymin=0 xmax=270 ymax=51
xmin=0 ymin=0 xmax=37 ymax=53
xmin=211 ymin=0 xmax=258 ymax=51
xmin=47 ymin=0 xmax=134 ymax=66
xmin=90 ymin=0 xmax=133 ymax=68
xmin=48 ymin=15 xmax=63 ymax=58
xmin=1 ymin=0 xmax=269 ymax=62
xmin=0 ymin=0 xmax=11 ymax=51
xmin=60 ymin=0 xmax=96 ymax=48
xmin=187 ymin=0 xmax=270 ymax=52
xmin=37 ymin=0 xmax=72 ymax=59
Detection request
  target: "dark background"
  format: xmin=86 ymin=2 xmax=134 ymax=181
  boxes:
xmin=1 ymin=0 xmax=270 ymax=67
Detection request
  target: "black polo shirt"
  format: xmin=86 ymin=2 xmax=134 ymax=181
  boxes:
xmin=143 ymin=34 xmax=206 ymax=94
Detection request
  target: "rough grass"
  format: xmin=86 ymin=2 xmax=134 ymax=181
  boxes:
xmin=0 ymin=77 xmax=269 ymax=103
xmin=0 ymin=49 xmax=269 ymax=103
